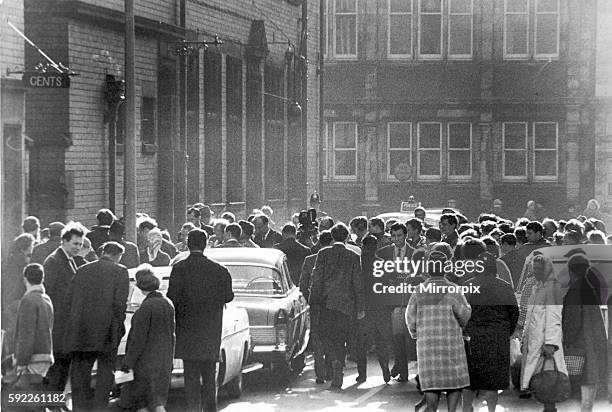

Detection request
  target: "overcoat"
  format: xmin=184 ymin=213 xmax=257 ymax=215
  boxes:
xmin=43 ymin=247 xmax=78 ymax=353
xmin=406 ymin=277 xmax=471 ymax=391
xmin=122 ymin=291 xmax=175 ymax=409
xmin=464 ymin=273 xmax=519 ymax=390
xmin=167 ymin=251 xmax=234 ymax=360
xmin=63 ymin=256 xmax=129 ymax=353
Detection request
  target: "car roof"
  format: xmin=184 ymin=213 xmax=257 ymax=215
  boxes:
xmin=204 ymin=247 xmax=285 ymax=266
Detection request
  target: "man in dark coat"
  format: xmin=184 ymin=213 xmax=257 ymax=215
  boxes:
xmin=31 ymin=222 xmax=65 ymax=264
xmin=63 ymin=242 xmax=129 ymax=411
xmin=87 ymin=208 xmax=116 ymax=254
xmin=376 ymin=222 xmax=415 ymax=382
xmin=167 ymin=229 xmax=234 ymax=412
xmin=275 ymin=223 xmax=311 ymax=286
xmin=252 ymin=214 xmax=282 ymax=248
xmin=120 ymin=265 xmax=175 ymax=411
xmin=219 ymin=223 xmax=242 ymax=247
xmin=42 ymin=225 xmax=84 ymax=393
xmin=299 ymin=230 xmax=333 ymax=384
xmin=310 ymin=223 xmax=364 ymax=389
xmin=106 ymin=220 xmax=140 ymax=268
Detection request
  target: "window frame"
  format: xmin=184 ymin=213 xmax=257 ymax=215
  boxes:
xmin=333 ymin=0 xmax=359 ymax=59
xmin=332 ymin=121 xmax=358 ymax=180
xmin=417 ymin=121 xmax=442 ymax=180
xmin=532 ymin=121 xmax=558 ymax=181
xmin=503 ymin=0 xmax=530 ymax=60
xmin=140 ymin=96 xmax=157 ymax=146
xmin=447 ymin=0 xmax=473 ymax=59
xmin=387 ymin=122 xmax=413 ymax=180
xmin=322 ymin=122 xmax=329 ymax=180
xmin=447 ymin=122 xmax=472 ymax=180
xmin=418 ymin=0 xmax=444 ymax=59
xmin=502 ymin=122 xmax=529 ymax=181
xmin=388 ymin=0 xmax=413 ymax=59
xmin=534 ymin=0 xmax=560 ymax=59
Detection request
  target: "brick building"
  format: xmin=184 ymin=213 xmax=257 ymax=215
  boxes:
xmin=20 ymin=0 xmax=320 ymax=234
xmin=1 ymin=0 xmax=28 ymax=257
xmin=320 ymin=0 xmax=605 ymax=221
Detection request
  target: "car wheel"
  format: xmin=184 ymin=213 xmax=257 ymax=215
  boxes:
xmin=226 ymin=372 xmax=243 ymax=398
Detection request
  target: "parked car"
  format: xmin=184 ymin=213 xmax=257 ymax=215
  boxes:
xmin=117 ymin=266 xmax=251 ymax=398
xmin=173 ymin=248 xmax=310 ymax=374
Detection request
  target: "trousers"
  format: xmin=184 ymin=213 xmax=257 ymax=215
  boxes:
xmin=70 ymin=351 xmax=116 ymax=411
xmin=183 ymin=359 xmax=217 ymax=412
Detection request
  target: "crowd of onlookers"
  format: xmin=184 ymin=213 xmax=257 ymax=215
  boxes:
xmin=1 ymin=197 xmax=612 ymax=412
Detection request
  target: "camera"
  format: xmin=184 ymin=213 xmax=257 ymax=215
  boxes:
xmin=297 ymin=208 xmax=318 ymax=247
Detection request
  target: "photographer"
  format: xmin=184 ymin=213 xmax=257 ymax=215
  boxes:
xmin=296 ymin=209 xmax=319 ymax=248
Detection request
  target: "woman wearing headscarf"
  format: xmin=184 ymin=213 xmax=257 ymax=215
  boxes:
xmin=562 ymin=254 xmax=607 ymax=412
xmin=520 ymin=255 xmax=567 ymax=412
xmin=462 ymin=252 xmax=519 ymax=412
xmin=406 ymin=251 xmax=471 ymax=412
xmin=140 ymin=228 xmax=170 ymax=267
xmin=582 ymin=199 xmax=605 ymax=221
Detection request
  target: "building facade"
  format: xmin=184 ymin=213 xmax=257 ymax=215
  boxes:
xmin=1 ymin=0 xmax=28 ymax=258
xmin=320 ymin=0 xmax=602 ymax=221
xmin=19 ymin=0 xmax=320 ymax=234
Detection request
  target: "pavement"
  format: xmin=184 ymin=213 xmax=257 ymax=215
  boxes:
xmin=155 ymin=354 xmax=612 ymax=412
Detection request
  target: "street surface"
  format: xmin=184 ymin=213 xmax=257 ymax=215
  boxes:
xmin=117 ymin=355 xmax=612 ymax=412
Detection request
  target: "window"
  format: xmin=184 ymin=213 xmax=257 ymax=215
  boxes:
xmin=333 ymin=122 xmax=357 ymax=178
xmin=387 ymin=122 xmax=412 ymax=179
xmin=141 ymin=97 xmax=156 ymax=145
xmin=535 ymin=0 xmax=559 ymax=57
xmin=419 ymin=0 xmax=442 ymax=58
xmin=388 ymin=0 xmax=412 ymax=57
xmin=334 ymin=0 xmax=358 ymax=57
xmin=323 ymin=123 xmax=329 ymax=178
xmin=448 ymin=0 xmax=473 ymax=57
xmin=417 ymin=122 xmax=442 ymax=178
xmin=447 ymin=122 xmax=471 ymax=178
xmin=503 ymin=122 xmax=528 ymax=180
xmin=533 ymin=122 xmax=557 ymax=180
xmin=504 ymin=0 xmax=559 ymax=59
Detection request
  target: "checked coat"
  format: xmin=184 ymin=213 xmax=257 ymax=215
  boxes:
xmin=406 ymin=277 xmax=471 ymax=391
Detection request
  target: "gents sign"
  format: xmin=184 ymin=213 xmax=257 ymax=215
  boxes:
xmin=22 ymin=72 xmax=70 ymax=88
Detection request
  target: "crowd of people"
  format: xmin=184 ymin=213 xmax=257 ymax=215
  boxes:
xmin=1 ymin=196 xmax=612 ymax=412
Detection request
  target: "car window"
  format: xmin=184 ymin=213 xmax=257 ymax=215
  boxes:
xmin=226 ymin=265 xmax=285 ymax=295
xmin=128 ymin=278 xmax=169 ymax=313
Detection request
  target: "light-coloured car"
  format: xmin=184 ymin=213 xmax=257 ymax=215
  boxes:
xmin=117 ymin=266 xmax=251 ymax=398
xmin=173 ymin=248 xmax=310 ymax=374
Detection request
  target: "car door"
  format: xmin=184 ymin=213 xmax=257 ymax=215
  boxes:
xmin=281 ymin=259 xmax=308 ymax=357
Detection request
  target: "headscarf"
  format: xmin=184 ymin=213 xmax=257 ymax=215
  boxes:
xmin=530 ymin=255 xmax=563 ymax=305
xmin=147 ymin=228 xmax=163 ymax=262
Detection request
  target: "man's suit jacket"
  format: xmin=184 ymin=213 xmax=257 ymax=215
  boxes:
xmin=310 ymin=243 xmax=364 ymax=318
xmin=275 ymin=238 xmax=311 ymax=286
xmin=219 ymin=239 xmax=242 ymax=248
xmin=43 ymin=247 xmax=78 ymax=353
xmin=299 ymin=254 xmax=317 ymax=302
xmin=167 ymin=252 xmax=234 ymax=360
xmin=31 ymin=237 xmax=61 ymax=265
xmin=254 ymin=229 xmax=283 ymax=248
xmin=63 ymin=256 xmax=129 ymax=353
xmin=87 ymin=226 xmax=110 ymax=255
xmin=375 ymin=242 xmax=415 ymax=262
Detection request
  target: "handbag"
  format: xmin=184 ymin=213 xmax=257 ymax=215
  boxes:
xmin=564 ymin=355 xmax=585 ymax=376
xmin=529 ymin=356 xmax=571 ymax=404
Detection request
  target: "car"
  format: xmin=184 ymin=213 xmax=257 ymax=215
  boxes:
xmin=117 ymin=266 xmax=251 ymax=398
xmin=376 ymin=208 xmax=456 ymax=228
xmin=173 ymin=248 xmax=310 ymax=375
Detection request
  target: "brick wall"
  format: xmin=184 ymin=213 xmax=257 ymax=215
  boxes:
xmin=0 ymin=0 xmax=24 ymax=73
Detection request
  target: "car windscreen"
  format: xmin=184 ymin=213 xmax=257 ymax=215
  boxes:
xmin=226 ymin=265 xmax=284 ymax=295
xmin=127 ymin=278 xmax=169 ymax=313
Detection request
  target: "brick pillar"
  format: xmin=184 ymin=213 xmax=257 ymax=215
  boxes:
xmin=245 ymin=58 xmax=264 ymax=212
xmin=566 ymin=107 xmax=581 ymax=206
xmin=361 ymin=120 xmax=381 ymax=216
xmin=478 ymin=114 xmax=493 ymax=211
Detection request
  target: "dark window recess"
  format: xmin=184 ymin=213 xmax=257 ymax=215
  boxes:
xmin=264 ymin=64 xmax=284 ymax=201
xmin=141 ymin=97 xmax=156 ymax=145
xmin=226 ymin=56 xmax=243 ymax=202
xmin=115 ymin=104 xmax=125 ymax=145
xmin=204 ymin=52 xmax=223 ymax=204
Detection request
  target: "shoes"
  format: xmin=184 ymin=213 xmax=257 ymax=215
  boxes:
xmin=355 ymin=374 xmax=366 ymax=383
xmin=381 ymin=366 xmax=391 ymax=383
xmin=330 ymin=360 xmax=343 ymax=389
xmin=315 ymin=377 xmax=325 ymax=384
xmin=519 ymin=390 xmax=532 ymax=399
xmin=396 ymin=375 xmax=408 ymax=382
xmin=390 ymin=365 xmax=400 ymax=378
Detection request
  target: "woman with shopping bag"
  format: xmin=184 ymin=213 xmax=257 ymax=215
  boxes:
xmin=521 ymin=255 xmax=568 ymax=412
